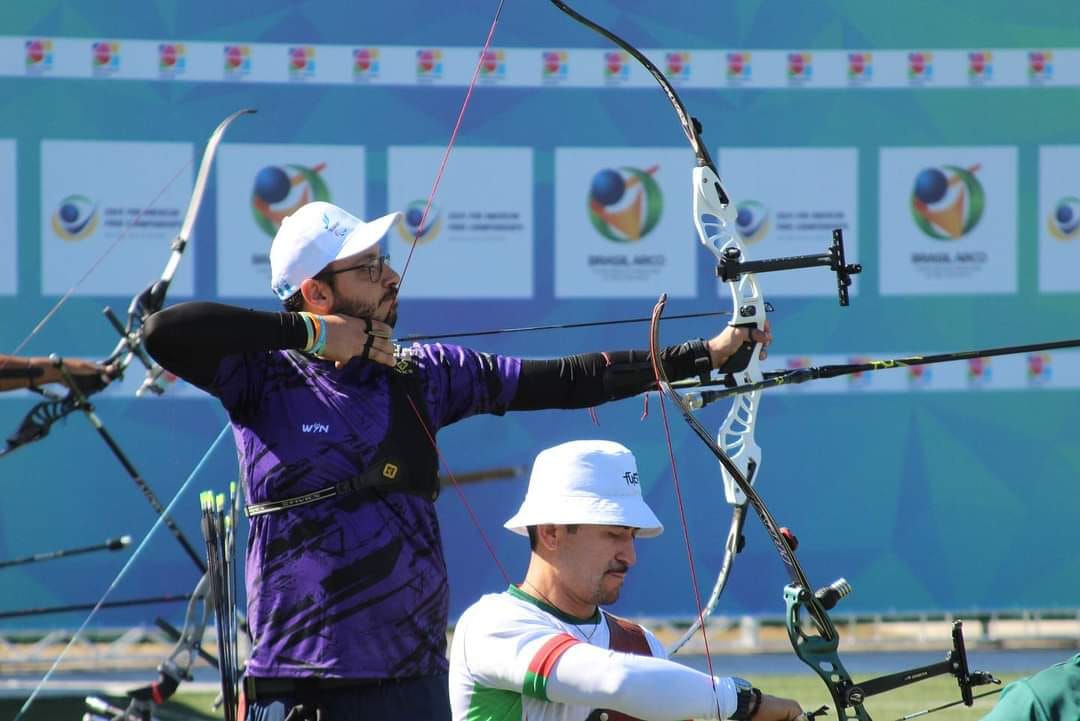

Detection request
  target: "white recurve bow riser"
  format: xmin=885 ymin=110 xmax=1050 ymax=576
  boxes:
xmin=692 ymin=165 xmax=765 ymax=507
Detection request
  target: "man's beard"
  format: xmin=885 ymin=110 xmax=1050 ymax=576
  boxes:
xmin=333 ymin=291 xmax=398 ymax=327
xmin=594 ymin=563 xmax=630 ymax=606
xmin=597 ymin=585 xmax=622 ymax=606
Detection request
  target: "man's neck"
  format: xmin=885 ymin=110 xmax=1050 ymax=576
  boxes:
xmin=521 ymin=567 xmax=597 ymax=621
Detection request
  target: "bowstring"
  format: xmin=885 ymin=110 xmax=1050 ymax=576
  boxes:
xmin=649 ymin=299 xmax=723 ymax=719
xmin=394 ymin=0 xmax=514 ymax=582
xmin=396 ymin=0 xmax=508 ymax=288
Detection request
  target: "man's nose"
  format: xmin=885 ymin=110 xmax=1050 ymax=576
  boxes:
xmin=384 ymin=263 xmax=401 ymax=285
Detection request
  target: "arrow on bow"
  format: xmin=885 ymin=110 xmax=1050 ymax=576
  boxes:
xmin=674 ymin=336 xmax=1080 ymax=408
xmin=394 ymin=308 xmax=768 ymax=343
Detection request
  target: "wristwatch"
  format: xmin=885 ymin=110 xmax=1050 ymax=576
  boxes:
xmin=730 ymin=677 xmax=762 ymax=720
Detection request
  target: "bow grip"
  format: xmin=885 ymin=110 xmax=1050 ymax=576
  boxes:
xmin=718 ymin=323 xmax=759 ymax=375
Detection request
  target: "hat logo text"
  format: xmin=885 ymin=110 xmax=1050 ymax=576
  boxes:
xmin=623 ymin=471 xmax=639 ymax=486
xmin=321 ymin=212 xmax=351 ymax=238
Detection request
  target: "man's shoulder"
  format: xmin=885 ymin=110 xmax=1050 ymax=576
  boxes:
xmin=460 ymin=589 xmax=532 ymax=621
xmin=458 ymin=590 xmax=558 ymax=635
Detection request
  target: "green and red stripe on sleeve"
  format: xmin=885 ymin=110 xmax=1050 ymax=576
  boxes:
xmin=522 ymin=633 xmax=580 ymax=701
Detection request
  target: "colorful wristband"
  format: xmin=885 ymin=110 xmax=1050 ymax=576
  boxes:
xmin=298 ymin=312 xmax=316 ymax=351
xmin=310 ymin=316 xmax=328 ymax=357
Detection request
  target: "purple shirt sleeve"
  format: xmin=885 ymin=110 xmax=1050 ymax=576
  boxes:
xmin=208 ymin=351 xmax=270 ymax=417
xmin=414 ymin=343 xmax=522 ymax=429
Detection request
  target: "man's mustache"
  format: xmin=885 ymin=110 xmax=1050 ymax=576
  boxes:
xmin=607 ymin=563 xmax=630 ymax=574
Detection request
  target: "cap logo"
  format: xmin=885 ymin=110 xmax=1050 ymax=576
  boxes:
xmin=321 ymin=212 xmax=351 ymax=238
xmin=622 ymin=471 xmax=639 ymax=486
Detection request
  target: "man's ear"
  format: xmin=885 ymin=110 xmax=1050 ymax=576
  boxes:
xmin=299 ymin=277 xmax=334 ymax=314
xmin=536 ymin=524 xmax=561 ymax=552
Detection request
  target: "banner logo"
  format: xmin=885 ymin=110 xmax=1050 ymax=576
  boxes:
xmin=665 ymin=52 xmax=691 ymax=82
xmin=224 ymin=45 xmax=251 ymax=77
xmin=1028 ymin=50 xmax=1053 ymax=82
xmin=911 ymin=165 xmax=985 ymax=239
xmin=735 ymin=200 xmax=770 ymax=244
xmin=251 ymin=163 xmax=330 ymax=237
xmin=726 ymin=52 xmax=751 ymax=83
xmin=289 ymin=46 xmax=316 ymax=79
xmin=52 ymin=195 xmax=99 ymax=241
xmin=479 ymin=49 xmax=506 ymax=80
xmin=908 ymin=52 xmax=933 ymax=82
xmin=966 ymin=357 xmax=991 ymax=387
xmin=353 ymin=48 xmax=380 ymax=80
xmin=604 ymin=50 xmax=630 ymax=82
xmin=158 ymin=43 xmax=186 ymax=76
xmin=416 ymin=49 xmax=443 ymax=79
xmin=906 ymin=364 xmax=932 ymax=388
xmin=25 ymin=39 xmax=53 ymax=72
xmin=787 ymin=52 xmax=812 ymax=83
xmin=542 ymin=50 xmax=568 ymax=82
xmin=397 ymin=199 xmax=442 ymax=244
xmin=92 ymin=41 xmax=121 ymax=75
xmin=1047 ymin=196 xmax=1080 ymax=241
xmin=587 ymin=166 xmax=662 ymax=243
xmin=1027 ymin=353 xmax=1051 ymax=385
xmin=847 ymin=52 xmax=872 ymax=84
xmin=967 ymin=51 xmax=993 ymax=83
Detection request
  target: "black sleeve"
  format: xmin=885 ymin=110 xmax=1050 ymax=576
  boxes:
xmin=508 ymin=339 xmax=712 ymax=411
xmin=144 ymin=302 xmax=309 ymax=389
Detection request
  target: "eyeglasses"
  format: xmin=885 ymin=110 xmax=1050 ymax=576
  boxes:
xmin=322 ymin=254 xmax=391 ymax=283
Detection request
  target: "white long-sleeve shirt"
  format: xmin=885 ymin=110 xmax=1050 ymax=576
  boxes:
xmin=449 ymin=585 xmax=738 ymax=721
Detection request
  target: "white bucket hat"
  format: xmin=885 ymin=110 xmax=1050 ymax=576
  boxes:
xmin=270 ymin=201 xmax=402 ymax=300
xmin=505 ymin=440 xmax=663 ymax=538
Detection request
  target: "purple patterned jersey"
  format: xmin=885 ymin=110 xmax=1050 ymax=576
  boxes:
xmin=210 ymin=343 xmax=521 ymax=679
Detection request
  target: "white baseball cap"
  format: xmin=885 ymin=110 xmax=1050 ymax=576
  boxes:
xmin=505 ymin=440 xmax=663 ymax=538
xmin=270 ymin=201 xmax=402 ymax=300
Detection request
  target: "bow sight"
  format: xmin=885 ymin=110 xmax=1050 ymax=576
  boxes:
xmin=717 ymin=228 xmax=863 ymax=307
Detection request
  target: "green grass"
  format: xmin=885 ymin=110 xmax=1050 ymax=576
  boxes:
xmin=0 ymin=675 xmax=1021 ymax=720
xmin=729 ymin=673 xmax=1019 ymax=721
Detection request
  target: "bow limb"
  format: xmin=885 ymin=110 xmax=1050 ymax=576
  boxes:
xmin=83 ymin=573 xmax=217 ymax=721
xmin=106 ymin=107 xmax=256 ymax=396
xmin=650 ymin=295 xmax=844 ymax=718
xmin=2 ymin=108 xmax=256 ymax=460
